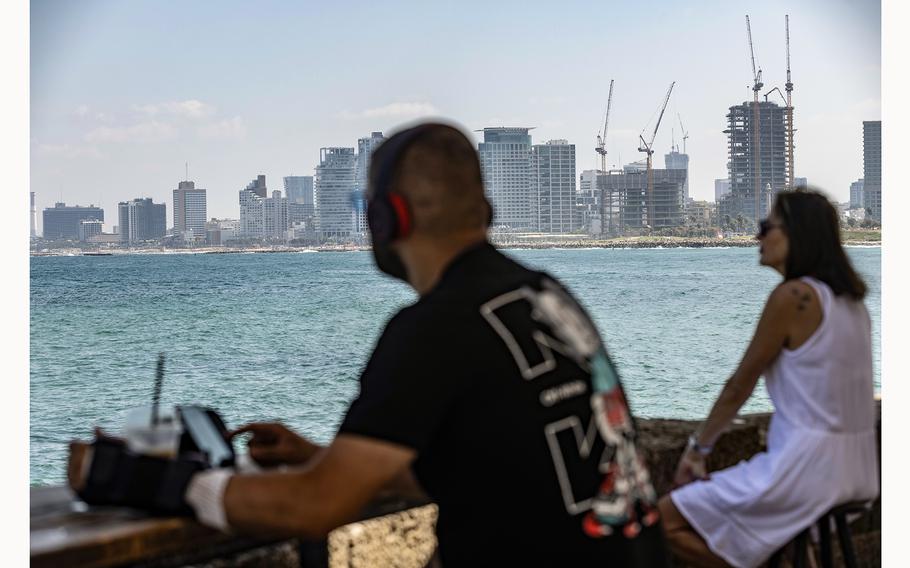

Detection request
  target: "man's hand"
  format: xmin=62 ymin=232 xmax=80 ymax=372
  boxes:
xmin=230 ymin=423 xmax=322 ymax=467
xmin=672 ymin=449 xmax=709 ymax=489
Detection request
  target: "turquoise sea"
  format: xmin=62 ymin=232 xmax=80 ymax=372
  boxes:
xmin=29 ymin=247 xmax=881 ymax=485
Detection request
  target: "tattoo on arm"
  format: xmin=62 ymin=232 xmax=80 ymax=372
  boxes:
xmin=797 ymin=292 xmax=811 ymax=312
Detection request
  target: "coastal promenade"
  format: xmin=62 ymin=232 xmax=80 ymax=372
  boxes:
xmin=31 ymin=404 xmax=881 ymax=567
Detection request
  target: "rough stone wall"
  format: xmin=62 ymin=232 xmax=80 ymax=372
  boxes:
xmin=179 ymin=408 xmax=880 ymax=567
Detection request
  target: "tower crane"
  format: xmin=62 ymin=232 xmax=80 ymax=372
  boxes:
xmin=595 ymin=79 xmax=614 ymax=235
xmin=637 ymin=81 xmax=675 ymax=230
xmin=677 ymin=113 xmax=689 ymax=155
xmin=746 ymin=15 xmax=763 ymax=225
xmin=785 ymin=14 xmax=795 ymax=189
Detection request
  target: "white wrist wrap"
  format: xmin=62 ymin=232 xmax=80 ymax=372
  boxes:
xmin=186 ymin=469 xmax=234 ymax=532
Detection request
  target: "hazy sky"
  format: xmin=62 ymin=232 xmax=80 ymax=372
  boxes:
xmin=30 ymin=0 xmax=881 ymax=231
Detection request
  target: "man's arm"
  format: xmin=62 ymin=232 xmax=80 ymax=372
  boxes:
xmin=219 ymin=433 xmax=416 ymax=539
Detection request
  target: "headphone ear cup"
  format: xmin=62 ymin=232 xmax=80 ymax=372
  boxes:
xmin=387 ymin=192 xmax=412 ymax=239
xmin=367 ymin=198 xmax=398 ymax=245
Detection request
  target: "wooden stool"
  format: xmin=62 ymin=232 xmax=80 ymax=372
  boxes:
xmin=767 ymin=501 xmax=872 ymax=568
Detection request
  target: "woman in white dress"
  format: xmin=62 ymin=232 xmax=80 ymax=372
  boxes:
xmin=657 ymin=190 xmax=879 ymax=568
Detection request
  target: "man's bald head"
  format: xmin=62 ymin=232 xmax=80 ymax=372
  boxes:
xmin=369 ymin=123 xmax=491 ymax=238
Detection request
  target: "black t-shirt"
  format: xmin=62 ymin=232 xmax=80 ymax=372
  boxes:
xmin=339 ymin=243 xmax=669 ymax=567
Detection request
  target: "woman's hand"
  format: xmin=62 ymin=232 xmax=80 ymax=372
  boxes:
xmin=230 ymin=422 xmax=322 ymax=467
xmin=672 ymin=448 xmax=709 ymax=489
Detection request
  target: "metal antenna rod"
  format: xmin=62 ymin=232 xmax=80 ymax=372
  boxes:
xmin=152 ymin=353 xmax=165 ymax=425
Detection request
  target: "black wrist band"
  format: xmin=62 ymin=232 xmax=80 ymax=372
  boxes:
xmin=78 ymin=438 xmax=207 ymax=516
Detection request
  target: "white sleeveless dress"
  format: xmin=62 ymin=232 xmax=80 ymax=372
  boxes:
xmin=670 ymin=277 xmax=879 ymax=568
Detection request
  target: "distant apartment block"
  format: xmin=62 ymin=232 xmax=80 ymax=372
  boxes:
xmin=863 ymin=121 xmax=881 ymax=222
xmin=531 ymin=140 xmax=577 ymax=233
xmin=42 ymin=202 xmax=104 ymax=240
xmin=30 ymin=192 xmax=37 ymax=238
xmin=284 ymin=176 xmax=314 ymax=205
xmin=356 ymin=132 xmax=386 ymax=193
xmin=577 ymin=170 xmax=601 ymax=232
xmin=793 ymin=177 xmax=808 ymax=190
xmin=664 ymin=149 xmax=690 ymax=200
xmin=478 ymin=127 xmax=533 ymax=231
xmin=173 ymin=180 xmax=207 ymax=239
xmin=78 ymin=219 xmax=103 ymax=242
xmin=850 ymin=179 xmax=865 ymax=209
xmin=714 ymin=179 xmax=731 ymax=202
xmin=685 ymin=200 xmax=715 ymax=226
xmin=239 ymin=176 xmax=288 ymax=240
xmin=314 ymin=147 xmax=356 ymax=240
xmin=245 ymin=175 xmax=268 ymax=199
xmin=205 ymin=218 xmax=240 ymax=245
xmin=118 ymin=198 xmax=166 ymax=244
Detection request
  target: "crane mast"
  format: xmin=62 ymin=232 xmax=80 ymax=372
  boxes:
xmin=746 ymin=15 xmax=763 ymax=225
xmin=785 ymin=14 xmax=795 ymax=189
xmin=677 ymin=113 xmax=689 ymax=155
xmin=637 ymin=81 xmax=675 ymax=230
xmin=595 ymin=79 xmax=614 ymax=236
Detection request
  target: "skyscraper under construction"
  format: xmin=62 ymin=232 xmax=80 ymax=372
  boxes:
xmin=719 ymin=100 xmax=789 ymax=224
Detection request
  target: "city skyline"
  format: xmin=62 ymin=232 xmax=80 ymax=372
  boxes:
xmin=30 ymin=0 xmax=881 ymax=232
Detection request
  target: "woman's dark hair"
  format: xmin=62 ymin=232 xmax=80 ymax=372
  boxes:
xmin=773 ymin=189 xmax=867 ymax=300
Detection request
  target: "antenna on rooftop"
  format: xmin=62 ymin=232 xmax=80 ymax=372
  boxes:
xmin=185 ymin=162 xmax=189 ymax=182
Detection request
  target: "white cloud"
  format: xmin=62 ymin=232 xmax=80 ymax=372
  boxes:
xmin=196 ymin=116 xmax=246 ymax=140
xmin=84 ymin=121 xmax=178 ymax=143
xmin=133 ymin=99 xmax=216 ymax=119
xmin=73 ymin=105 xmax=114 ymax=122
xmin=340 ymin=101 xmax=439 ymax=120
xmin=36 ymin=143 xmax=105 ymax=160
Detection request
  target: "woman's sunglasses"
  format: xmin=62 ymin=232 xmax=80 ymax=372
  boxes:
xmin=757 ymin=219 xmax=782 ymax=238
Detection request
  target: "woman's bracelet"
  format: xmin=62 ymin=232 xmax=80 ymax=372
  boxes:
xmin=686 ymin=434 xmax=713 ymax=456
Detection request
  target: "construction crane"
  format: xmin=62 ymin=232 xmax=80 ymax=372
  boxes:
xmin=595 ymin=79 xmax=614 ymax=236
xmin=637 ymin=81 xmax=675 ymax=230
xmin=677 ymin=113 xmax=689 ymax=155
xmin=746 ymin=15 xmax=763 ymax=225
xmin=785 ymin=14 xmax=795 ymax=189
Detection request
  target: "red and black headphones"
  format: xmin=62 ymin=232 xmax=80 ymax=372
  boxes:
xmin=366 ymin=124 xmax=435 ymax=247
xmin=367 ymin=123 xmax=494 ymax=246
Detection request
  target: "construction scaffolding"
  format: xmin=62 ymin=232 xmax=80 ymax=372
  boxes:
xmin=599 ymin=168 xmax=687 ymax=232
xmin=721 ymin=100 xmax=788 ymax=223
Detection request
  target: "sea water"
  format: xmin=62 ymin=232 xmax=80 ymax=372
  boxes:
xmin=29 ymin=247 xmax=881 ymax=485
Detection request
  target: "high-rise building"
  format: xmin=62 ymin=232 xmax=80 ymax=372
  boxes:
xmin=664 ymin=150 xmax=690 ymax=200
xmin=239 ymin=176 xmax=288 ymax=240
xmin=863 ymin=121 xmax=881 ymax=222
xmin=42 ymin=203 xmax=105 ymax=240
xmin=531 ymin=140 xmax=577 ymax=233
xmin=173 ymin=180 xmax=207 ymax=239
xmin=577 ymin=170 xmax=601 ymax=232
xmin=118 ymin=198 xmax=166 ymax=244
xmin=793 ymin=177 xmax=808 ymax=190
xmin=714 ymin=179 xmax=732 ymax=202
xmin=284 ymin=176 xmax=314 ymax=205
xmin=30 ymin=192 xmax=37 ymax=238
xmin=850 ymin=179 xmax=865 ymax=210
xmin=478 ymin=127 xmax=533 ymax=231
xmin=314 ymin=147 xmax=356 ymax=240
xmin=78 ymin=219 xmax=103 ymax=242
xmin=356 ymin=132 xmax=386 ymax=193
xmin=721 ymin=101 xmax=789 ymax=223
xmin=245 ymin=174 xmax=268 ymax=199
xmin=600 ymin=168 xmax=687 ymax=230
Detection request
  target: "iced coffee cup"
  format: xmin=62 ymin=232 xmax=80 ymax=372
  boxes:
xmin=123 ymin=406 xmax=183 ymax=458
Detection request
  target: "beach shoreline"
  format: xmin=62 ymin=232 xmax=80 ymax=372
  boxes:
xmin=29 ymin=234 xmax=881 ymax=256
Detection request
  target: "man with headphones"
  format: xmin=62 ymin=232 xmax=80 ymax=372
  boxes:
xmin=72 ymin=122 xmax=669 ymax=566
